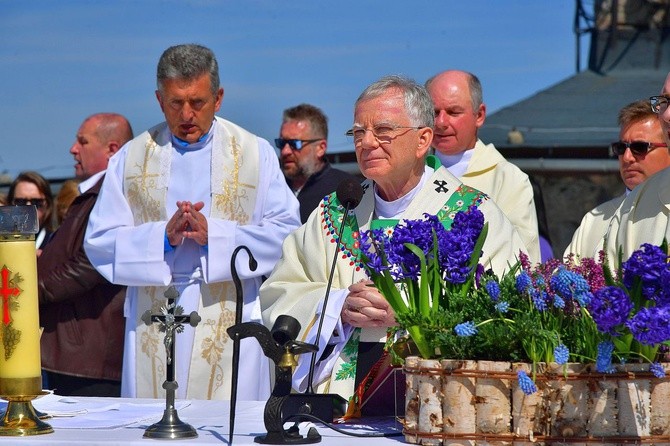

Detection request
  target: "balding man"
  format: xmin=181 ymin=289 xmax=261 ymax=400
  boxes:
xmin=38 ymin=113 xmax=133 ymax=396
xmin=426 ymin=70 xmax=540 ymax=263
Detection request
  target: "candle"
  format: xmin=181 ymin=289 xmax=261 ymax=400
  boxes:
xmin=0 ymin=204 xmax=42 ymax=396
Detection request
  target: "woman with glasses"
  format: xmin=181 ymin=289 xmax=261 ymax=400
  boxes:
xmin=7 ymin=171 xmax=55 ymax=249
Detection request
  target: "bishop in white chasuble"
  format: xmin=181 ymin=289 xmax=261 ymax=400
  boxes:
xmin=261 ymin=157 xmax=527 ymax=400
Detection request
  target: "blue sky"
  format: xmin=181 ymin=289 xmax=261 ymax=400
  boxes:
xmin=1 ymin=1 xmax=584 ymax=179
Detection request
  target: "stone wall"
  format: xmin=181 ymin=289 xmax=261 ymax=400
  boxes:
xmin=532 ymin=171 xmax=623 ymax=258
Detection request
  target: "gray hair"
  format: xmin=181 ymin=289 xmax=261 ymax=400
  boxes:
xmin=355 ymin=75 xmax=434 ymax=128
xmin=425 ymin=70 xmax=483 ymax=112
xmin=156 ymin=44 xmax=220 ymax=95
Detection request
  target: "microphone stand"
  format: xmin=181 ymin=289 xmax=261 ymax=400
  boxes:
xmin=281 ymin=194 xmax=357 ymax=423
xmin=229 ymin=246 xmax=257 ymax=445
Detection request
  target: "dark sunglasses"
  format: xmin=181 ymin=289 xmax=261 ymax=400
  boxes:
xmin=610 ymin=140 xmax=668 ymax=157
xmin=12 ymin=198 xmax=46 ymax=209
xmin=274 ymin=138 xmax=322 ymax=151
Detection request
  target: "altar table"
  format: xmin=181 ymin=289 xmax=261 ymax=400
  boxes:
xmin=0 ymin=396 xmax=404 ymax=445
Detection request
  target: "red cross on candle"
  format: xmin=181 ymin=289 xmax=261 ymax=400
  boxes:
xmin=0 ymin=266 xmax=20 ymax=326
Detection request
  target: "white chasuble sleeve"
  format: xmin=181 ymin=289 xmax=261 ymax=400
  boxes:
xmin=85 ymin=149 xmax=171 ymax=286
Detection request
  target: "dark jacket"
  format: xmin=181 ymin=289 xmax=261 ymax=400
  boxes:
xmin=288 ymin=162 xmax=358 ymax=223
xmin=38 ymin=176 xmax=125 ymax=381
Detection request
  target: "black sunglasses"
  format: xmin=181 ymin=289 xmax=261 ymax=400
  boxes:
xmin=274 ymin=138 xmax=322 ymax=151
xmin=610 ymin=140 xmax=668 ymax=157
xmin=12 ymin=198 xmax=46 ymax=209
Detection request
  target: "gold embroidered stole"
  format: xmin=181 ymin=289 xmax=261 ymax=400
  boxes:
xmin=124 ymin=117 xmax=259 ymax=399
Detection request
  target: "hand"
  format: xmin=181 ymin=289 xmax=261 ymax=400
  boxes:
xmin=341 ymin=279 xmax=396 ymax=328
xmin=166 ymin=201 xmax=208 ymax=247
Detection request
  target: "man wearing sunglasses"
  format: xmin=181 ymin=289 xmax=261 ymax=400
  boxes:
xmin=276 ymin=104 xmax=356 ymax=223
xmin=603 ymin=74 xmax=670 ymax=262
xmin=565 ymin=99 xmax=670 ymax=259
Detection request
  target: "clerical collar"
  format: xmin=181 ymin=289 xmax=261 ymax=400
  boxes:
xmin=435 ymin=149 xmax=473 ymax=178
xmin=171 ymin=125 xmax=213 ymax=150
xmin=374 ymin=166 xmax=434 ymax=219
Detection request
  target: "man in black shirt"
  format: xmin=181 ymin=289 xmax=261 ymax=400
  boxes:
xmin=275 ymin=104 xmax=356 ymax=223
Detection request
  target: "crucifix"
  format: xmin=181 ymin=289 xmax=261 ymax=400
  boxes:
xmin=141 ymin=285 xmax=201 ymax=440
xmin=0 ymin=266 xmax=20 ymax=326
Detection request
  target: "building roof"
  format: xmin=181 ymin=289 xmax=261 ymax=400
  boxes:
xmin=479 ymin=68 xmax=667 ymax=150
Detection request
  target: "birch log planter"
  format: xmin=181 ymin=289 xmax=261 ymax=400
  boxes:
xmin=402 ymin=357 xmax=670 ymax=445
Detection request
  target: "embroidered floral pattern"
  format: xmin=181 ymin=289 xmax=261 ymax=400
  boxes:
xmin=321 ymin=193 xmax=363 ymax=271
xmin=335 ymin=328 xmax=360 ymax=381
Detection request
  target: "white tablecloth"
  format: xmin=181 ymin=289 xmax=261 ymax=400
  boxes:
xmin=0 ymin=396 xmax=405 ymax=445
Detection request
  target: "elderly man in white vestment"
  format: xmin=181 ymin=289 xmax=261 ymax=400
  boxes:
xmin=604 ymin=74 xmax=670 ymax=262
xmin=564 ymin=99 xmax=670 ymax=259
xmin=260 ymin=75 xmax=527 ymax=401
xmin=425 ymin=70 xmax=540 ymax=264
xmin=84 ymin=44 xmax=301 ymax=400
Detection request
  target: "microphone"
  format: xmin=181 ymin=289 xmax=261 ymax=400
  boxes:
xmin=335 ymin=177 xmax=364 ymax=210
xmin=283 ymin=178 xmax=364 ymax=423
xmin=307 ymin=178 xmax=363 ymax=392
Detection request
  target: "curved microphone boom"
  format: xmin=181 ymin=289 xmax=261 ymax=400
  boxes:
xmin=306 ymin=178 xmax=364 ymax=393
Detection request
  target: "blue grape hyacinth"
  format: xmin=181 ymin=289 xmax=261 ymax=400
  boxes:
xmin=517 ymin=370 xmax=537 ymax=395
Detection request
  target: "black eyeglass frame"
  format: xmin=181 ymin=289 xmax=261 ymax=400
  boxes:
xmin=12 ymin=198 xmax=47 ymax=208
xmin=610 ymin=140 xmax=668 ymax=157
xmin=274 ymin=138 xmax=323 ymax=151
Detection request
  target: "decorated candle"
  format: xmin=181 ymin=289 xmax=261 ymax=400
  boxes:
xmin=0 ymin=206 xmax=41 ymax=395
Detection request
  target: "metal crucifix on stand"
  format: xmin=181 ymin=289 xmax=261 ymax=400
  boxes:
xmin=141 ymin=285 xmax=201 ymax=440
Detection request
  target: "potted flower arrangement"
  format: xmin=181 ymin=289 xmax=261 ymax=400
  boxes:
xmin=359 ymin=207 xmax=670 ymax=444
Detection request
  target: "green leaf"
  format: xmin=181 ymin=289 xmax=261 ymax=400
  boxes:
xmin=404 ymin=243 xmax=431 ymax=316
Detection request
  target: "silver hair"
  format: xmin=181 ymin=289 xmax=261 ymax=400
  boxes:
xmin=156 ymin=44 xmax=220 ymax=95
xmin=355 ymin=75 xmax=434 ymax=128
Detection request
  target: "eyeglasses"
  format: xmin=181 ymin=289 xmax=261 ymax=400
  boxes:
xmin=274 ymin=138 xmax=322 ymax=151
xmin=345 ymin=124 xmax=423 ymax=144
xmin=610 ymin=140 xmax=668 ymax=157
xmin=12 ymin=198 xmax=46 ymax=209
xmin=650 ymin=95 xmax=670 ymax=114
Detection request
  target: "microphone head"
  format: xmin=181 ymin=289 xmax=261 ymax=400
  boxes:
xmin=336 ymin=179 xmax=364 ymax=209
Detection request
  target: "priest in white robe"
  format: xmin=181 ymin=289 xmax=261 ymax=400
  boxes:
xmin=84 ymin=44 xmax=300 ymax=401
xmin=605 ymin=167 xmax=670 ymax=264
xmin=565 ymin=98 xmax=670 ymax=261
xmin=260 ymin=76 xmax=527 ymax=401
xmin=425 ymin=70 xmax=540 ymax=264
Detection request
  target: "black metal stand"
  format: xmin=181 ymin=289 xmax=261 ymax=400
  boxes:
xmin=141 ymin=286 xmax=201 ymax=440
xmin=227 ymin=317 xmax=321 ymax=445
